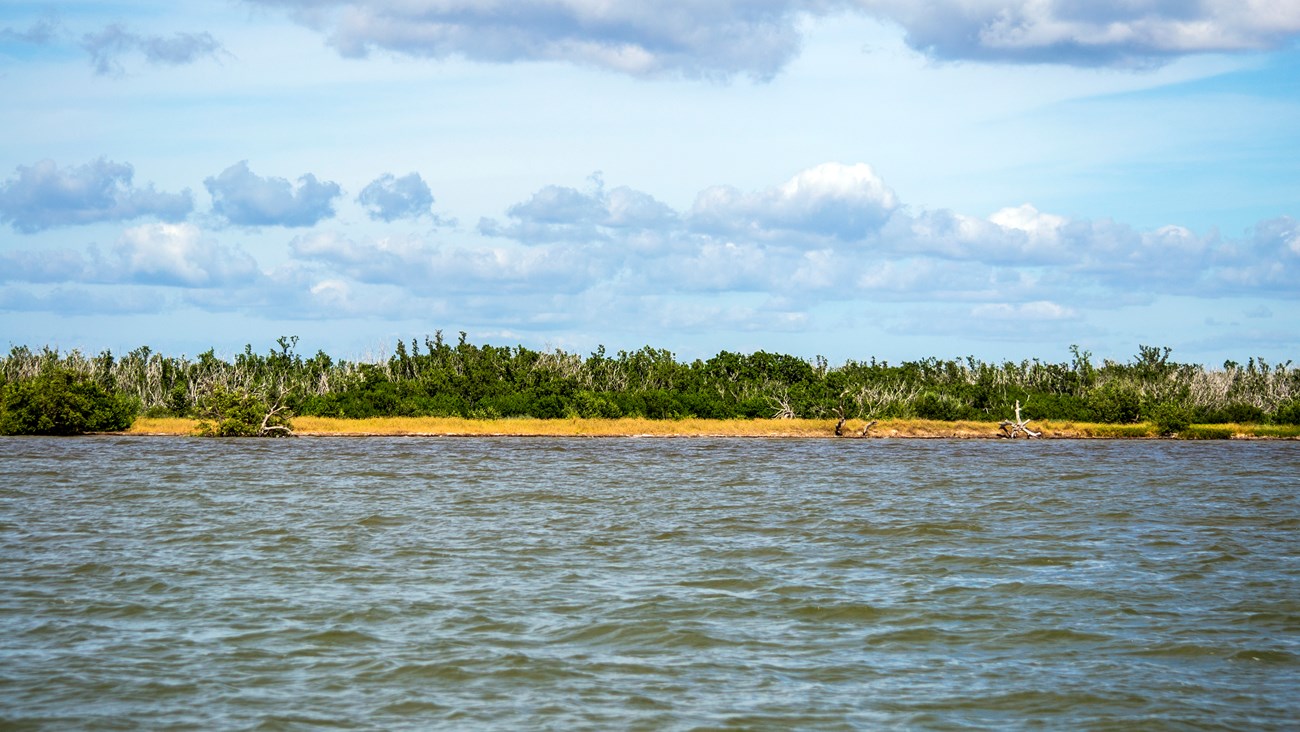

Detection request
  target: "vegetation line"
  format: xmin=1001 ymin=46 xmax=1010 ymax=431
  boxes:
xmin=3 ymin=334 xmax=1297 ymax=437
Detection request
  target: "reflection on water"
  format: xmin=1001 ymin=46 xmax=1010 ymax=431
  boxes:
xmin=1 ymin=437 xmax=1297 ymax=729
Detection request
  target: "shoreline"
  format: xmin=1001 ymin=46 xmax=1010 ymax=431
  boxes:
xmin=117 ymin=417 xmax=1300 ymax=440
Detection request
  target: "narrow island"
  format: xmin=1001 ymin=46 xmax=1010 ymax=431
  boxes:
xmin=3 ymin=335 xmax=1297 ymax=440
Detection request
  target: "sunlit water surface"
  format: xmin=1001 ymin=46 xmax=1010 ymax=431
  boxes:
xmin=1 ymin=437 xmax=1297 ymax=730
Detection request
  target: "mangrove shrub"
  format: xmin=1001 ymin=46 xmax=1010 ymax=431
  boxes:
xmin=0 ymin=369 xmax=136 ymax=435
xmin=195 ymin=388 xmax=293 ymax=437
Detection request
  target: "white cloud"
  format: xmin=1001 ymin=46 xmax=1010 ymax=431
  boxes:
xmin=288 ymin=230 xmax=603 ymax=294
xmin=989 ymin=203 xmax=1066 ymax=240
xmin=114 ymin=222 xmax=259 ymax=287
xmin=204 ymin=161 xmax=341 ymax=228
xmin=2 ymin=163 xmax=1292 ymax=355
xmin=481 ymin=177 xmax=678 ymax=245
xmin=971 ymin=300 xmax=1078 ymax=320
xmin=357 ymin=172 xmax=438 ymax=222
xmin=0 ymin=223 xmax=258 ymax=288
xmin=0 ymin=158 xmax=192 ymax=233
xmin=690 ymin=162 xmax=897 ymax=242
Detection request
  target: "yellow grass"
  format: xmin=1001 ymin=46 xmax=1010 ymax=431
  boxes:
xmin=292 ymin=416 xmax=836 ymax=437
xmin=120 ymin=416 xmax=1300 ymax=439
xmin=125 ymin=417 xmax=201 ymax=435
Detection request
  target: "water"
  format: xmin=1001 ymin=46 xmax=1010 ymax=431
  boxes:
xmin=1 ymin=437 xmax=1297 ymax=730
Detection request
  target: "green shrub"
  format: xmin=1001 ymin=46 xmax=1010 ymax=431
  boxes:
xmin=913 ymin=391 xmax=966 ymax=421
xmin=1272 ymin=399 xmax=1300 ymax=425
xmin=528 ymin=394 xmax=568 ymax=419
xmin=195 ymin=388 xmax=292 ymax=437
xmin=641 ymin=390 xmax=684 ymax=419
xmin=1149 ymin=402 xmax=1192 ymax=436
xmin=1086 ymin=382 xmax=1142 ymax=423
xmin=574 ymin=391 xmax=622 ymax=418
xmin=676 ymin=391 xmax=734 ymax=419
xmin=1198 ymin=402 xmax=1265 ymax=424
xmin=1022 ymin=393 xmax=1090 ymax=422
xmin=0 ymin=369 xmax=136 ymax=435
xmin=736 ymin=396 xmax=770 ymax=418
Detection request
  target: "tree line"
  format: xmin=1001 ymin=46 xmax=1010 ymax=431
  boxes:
xmin=2 ymin=334 xmax=1298 ymax=434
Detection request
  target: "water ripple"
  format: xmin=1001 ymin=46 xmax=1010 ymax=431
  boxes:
xmin=1 ymin=437 xmax=1297 ymax=729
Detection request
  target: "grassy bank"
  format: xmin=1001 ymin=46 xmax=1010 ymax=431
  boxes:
xmin=122 ymin=417 xmax=1300 ymax=439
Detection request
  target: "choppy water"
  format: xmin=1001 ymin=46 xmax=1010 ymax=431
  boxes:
xmin=1 ymin=437 xmax=1297 ymax=730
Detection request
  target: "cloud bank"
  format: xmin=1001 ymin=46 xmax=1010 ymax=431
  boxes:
xmin=246 ymin=0 xmax=1300 ymax=78
xmin=4 ymin=162 xmax=1295 ymax=340
xmin=0 ymin=223 xmax=257 ymax=288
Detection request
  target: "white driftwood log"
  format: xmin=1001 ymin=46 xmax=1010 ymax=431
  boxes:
xmin=998 ymin=400 xmax=1041 ymax=439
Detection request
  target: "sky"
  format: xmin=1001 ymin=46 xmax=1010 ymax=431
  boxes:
xmin=1 ymin=1 xmax=1298 ymax=367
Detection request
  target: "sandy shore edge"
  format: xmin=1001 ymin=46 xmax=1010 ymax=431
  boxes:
xmin=116 ymin=417 xmax=1299 ymax=440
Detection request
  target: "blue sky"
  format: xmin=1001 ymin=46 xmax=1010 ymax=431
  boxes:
xmin=1 ymin=1 xmax=1297 ymax=366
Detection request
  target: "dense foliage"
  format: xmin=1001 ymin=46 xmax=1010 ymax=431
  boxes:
xmin=0 ymin=368 xmax=137 ymax=435
xmin=194 ymin=387 xmax=293 ymax=437
xmin=1 ymin=336 xmax=1297 ymax=428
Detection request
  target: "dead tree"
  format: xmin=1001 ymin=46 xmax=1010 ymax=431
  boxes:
xmin=259 ymin=396 xmax=294 ymax=436
xmin=767 ymin=388 xmax=796 ymax=419
xmin=834 ymin=404 xmax=877 ymax=438
xmin=998 ymin=400 xmax=1041 ymax=438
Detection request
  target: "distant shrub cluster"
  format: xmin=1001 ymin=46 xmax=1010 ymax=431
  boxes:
xmin=1 ymin=336 xmax=1297 ymax=434
xmin=0 ymin=368 xmax=136 ymax=435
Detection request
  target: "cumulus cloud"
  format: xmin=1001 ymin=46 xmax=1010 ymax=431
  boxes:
xmin=205 ymin=161 xmax=341 ymax=227
xmin=245 ymin=0 xmax=1300 ymax=78
xmin=690 ymin=163 xmax=898 ymax=242
xmin=480 ymin=175 xmax=677 ymax=245
xmin=357 ymin=172 xmax=437 ymax=221
xmin=81 ymin=24 xmax=225 ymax=75
xmin=0 ymin=158 xmax=193 ymax=233
xmin=113 ymin=223 xmax=260 ymax=287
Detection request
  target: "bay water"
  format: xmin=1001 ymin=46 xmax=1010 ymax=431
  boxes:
xmin=1 ymin=437 xmax=1297 ymax=729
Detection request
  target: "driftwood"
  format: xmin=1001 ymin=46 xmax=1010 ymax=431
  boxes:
xmin=998 ymin=400 xmax=1041 ymax=438
xmin=835 ymin=417 xmax=877 ymax=438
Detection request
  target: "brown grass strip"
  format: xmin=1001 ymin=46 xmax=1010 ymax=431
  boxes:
xmin=120 ymin=416 xmax=1296 ymax=439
